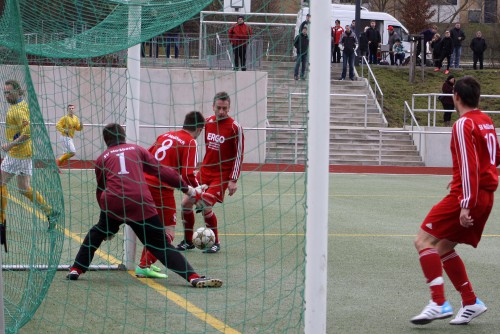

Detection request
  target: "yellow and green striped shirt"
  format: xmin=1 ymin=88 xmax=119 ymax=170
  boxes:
xmin=56 ymin=114 xmax=82 ymax=138
xmin=5 ymin=100 xmax=31 ymax=159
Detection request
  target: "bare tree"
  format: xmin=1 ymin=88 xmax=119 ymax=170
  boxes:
xmin=400 ymin=0 xmax=436 ymax=33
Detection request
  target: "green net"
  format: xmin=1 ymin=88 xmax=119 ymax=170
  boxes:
xmin=1 ymin=0 xmax=308 ymax=333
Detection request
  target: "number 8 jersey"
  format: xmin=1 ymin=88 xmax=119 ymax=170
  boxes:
xmin=450 ymin=109 xmax=500 ymax=209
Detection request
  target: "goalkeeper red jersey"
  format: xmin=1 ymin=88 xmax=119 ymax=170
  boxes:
xmin=95 ymin=143 xmax=186 ymax=221
xmin=199 ymin=115 xmax=244 ymax=182
xmin=450 ymin=110 xmax=500 ymax=209
xmin=144 ymin=129 xmax=199 ymax=187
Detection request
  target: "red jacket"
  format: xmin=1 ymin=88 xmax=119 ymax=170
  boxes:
xmin=228 ymin=23 xmax=252 ymax=46
xmin=332 ymin=26 xmax=344 ymax=45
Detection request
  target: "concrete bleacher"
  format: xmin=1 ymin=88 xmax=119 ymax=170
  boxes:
xmin=263 ymin=61 xmax=424 ymax=166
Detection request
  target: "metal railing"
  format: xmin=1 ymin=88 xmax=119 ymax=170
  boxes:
xmin=288 ymin=92 xmax=369 ymax=127
xmin=410 ymin=93 xmax=500 ymax=127
xmin=359 ymin=56 xmax=385 ymax=118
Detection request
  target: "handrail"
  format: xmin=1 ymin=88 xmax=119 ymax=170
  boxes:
xmin=359 ymin=56 xmax=384 ymax=114
xmin=403 ymin=101 xmax=421 ymax=131
xmin=288 ymin=92 xmax=369 ymax=127
xmin=411 ymin=93 xmax=500 ymax=127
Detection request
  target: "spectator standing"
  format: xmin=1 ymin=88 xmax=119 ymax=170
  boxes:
xmin=469 ymin=31 xmax=487 ymax=70
xmin=440 ymin=74 xmax=455 ymax=127
xmin=366 ymin=21 xmax=381 ymax=64
xmin=56 ymin=104 xmax=83 ymax=171
xmin=176 ymin=92 xmax=244 ymax=254
xmin=437 ymin=30 xmax=453 ymax=75
xmin=228 ymin=15 xmax=253 ymax=71
xmin=299 ymin=13 xmax=311 ymax=32
xmin=165 ymin=25 xmax=182 ymax=59
xmin=350 ymin=20 xmax=356 ymax=32
xmin=416 ymin=25 xmax=437 ymax=66
xmin=450 ymin=22 xmax=465 ymax=68
xmin=339 ymin=25 xmax=358 ymax=81
xmin=387 ymin=26 xmax=400 ymax=65
xmin=294 ymin=26 xmax=309 ymax=80
xmin=410 ymin=76 xmax=496 ymax=326
xmin=430 ymin=33 xmax=442 ymax=69
xmin=393 ymin=39 xmax=405 ymax=66
xmin=66 ymin=123 xmax=222 ymax=288
xmin=136 ymin=111 xmax=205 ymax=278
xmin=331 ymin=20 xmax=344 ymax=63
xmin=358 ymin=26 xmax=369 ymax=59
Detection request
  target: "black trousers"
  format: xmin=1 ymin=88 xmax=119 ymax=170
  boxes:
xmin=443 ymin=104 xmax=454 ymax=123
xmin=472 ymin=52 xmax=484 ymax=70
xmin=71 ymin=211 xmax=196 ymax=280
xmin=233 ymin=44 xmax=247 ymax=71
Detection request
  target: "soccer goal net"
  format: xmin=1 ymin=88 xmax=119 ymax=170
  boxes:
xmin=0 ymin=0 xmax=309 ymax=333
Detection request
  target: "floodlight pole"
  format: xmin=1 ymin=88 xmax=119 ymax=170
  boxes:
xmin=124 ymin=3 xmax=142 ymax=270
xmin=304 ymin=0 xmax=330 ymax=333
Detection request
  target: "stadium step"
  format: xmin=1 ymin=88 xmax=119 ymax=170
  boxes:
xmin=265 ymin=64 xmax=423 ymax=166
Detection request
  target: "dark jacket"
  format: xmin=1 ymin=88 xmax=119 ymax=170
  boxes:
xmin=420 ymin=29 xmax=436 ymax=43
xmin=450 ymin=28 xmax=465 ymax=47
xmin=341 ymin=30 xmax=358 ymax=54
xmin=470 ymin=37 xmax=487 ymax=54
xmin=294 ymin=33 xmax=309 ymax=56
xmin=440 ymin=37 xmax=453 ymax=58
xmin=359 ymin=32 xmax=368 ymax=53
xmin=366 ymin=27 xmax=381 ymax=44
xmin=441 ymin=78 xmax=454 ymax=107
xmin=431 ymin=38 xmax=442 ymax=59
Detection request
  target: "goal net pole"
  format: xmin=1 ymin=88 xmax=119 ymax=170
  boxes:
xmin=305 ymin=0 xmax=331 ymax=332
xmin=123 ymin=4 xmax=142 ymax=270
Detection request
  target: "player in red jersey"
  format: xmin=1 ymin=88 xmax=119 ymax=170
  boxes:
xmin=411 ymin=76 xmax=499 ymax=325
xmin=66 ymin=123 xmax=222 ymax=288
xmin=176 ymin=91 xmax=244 ymax=253
xmin=135 ymin=111 xmax=205 ymax=278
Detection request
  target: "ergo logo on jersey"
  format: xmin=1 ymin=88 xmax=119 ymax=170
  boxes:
xmin=207 ymin=132 xmax=225 ymax=143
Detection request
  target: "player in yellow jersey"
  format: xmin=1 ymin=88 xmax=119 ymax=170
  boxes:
xmin=56 ymin=104 xmax=83 ymax=170
xmin=0 ymin=80 xmax=59 ymax=244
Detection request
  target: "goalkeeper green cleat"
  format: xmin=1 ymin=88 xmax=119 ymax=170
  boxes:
xmin=150 ymin=264 xmax=162 ymax=273
xmin=135 ymin=266 xmax=168 ymax=279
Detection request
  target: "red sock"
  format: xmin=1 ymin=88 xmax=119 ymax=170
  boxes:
xmin=441 ymin=250 xmax=476 ymax=306
xmin=419 ymin=248 xmax=446 ymax=305
xmin=182 ymin=210 xmax=195 ymax=243
xmin=70 ymin=267 xmax=83 ymax=275
xmin=204 ymin=211 xmax=219 ymax=243
xmin=188 ymin=273 xmax=200 ymax=282
xmin=139 ymin=248 xmax=157 ymax=268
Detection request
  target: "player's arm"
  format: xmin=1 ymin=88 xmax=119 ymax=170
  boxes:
xmin=228 ymin=123 xmax=244 ymax=196
xmin=56 ymin=116 xmax=67 ymax=135
xmin=76 ymin=116 xmax=83 ymax=131
xmin=141 ymin=146 xmax=189 ymax=192
xmin=454 ymin=119 xmax=479 ymax=209
xmin=495 ymin=133 xmax=500 ymax=167
xmin=182 ymin=139 xmax=200 ymax=187
xmin=2 ymin=116 xmax=30 ymax=152
xmin=94 ymin=156 xmax=105 ymax=204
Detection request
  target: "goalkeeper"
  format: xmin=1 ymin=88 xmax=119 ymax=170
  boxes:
xmin=136 ymin=111 xmax=205 ymax=279
xmin=67 ymin=123 xmax=222 ymax=288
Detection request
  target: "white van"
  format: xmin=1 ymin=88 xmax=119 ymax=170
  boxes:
xmin=296 ymin=5 xmax=410 ymax=61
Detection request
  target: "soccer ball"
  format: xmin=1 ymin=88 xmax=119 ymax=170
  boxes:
xmin=192 ymin=227 xmax=216 ymax=250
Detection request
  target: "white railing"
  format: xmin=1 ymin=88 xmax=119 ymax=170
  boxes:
xmin=359 ymin=56 xmax=384 ymax=115
xmin=288 ymin=92 xmax=369 ymax=127
xmin=410 ymin=93 xmax=500 ymax=127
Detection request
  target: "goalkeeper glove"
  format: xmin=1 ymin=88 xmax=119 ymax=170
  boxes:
xmin=0 ymin=220 xmax=7 ymax=252
xmin=186 ymin=184 xmax=208 ymax=204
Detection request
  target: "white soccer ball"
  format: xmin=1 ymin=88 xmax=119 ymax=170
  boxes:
xmin=192 ymin=227 xmax=216 ymax=250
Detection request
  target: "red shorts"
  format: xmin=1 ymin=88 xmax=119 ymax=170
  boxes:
xmin=421 ymin=190 xmax=494 ymax=247
xmin=196 ymin=173 xmax=229 ymax=204
xmin=148 ymin=184 xmax=176 ymax=227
